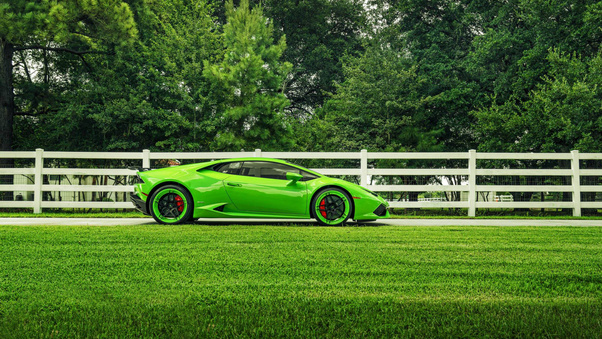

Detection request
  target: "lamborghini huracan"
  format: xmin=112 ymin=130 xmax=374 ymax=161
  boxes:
xmin=130 ymin=158 xmax=389 ymax=225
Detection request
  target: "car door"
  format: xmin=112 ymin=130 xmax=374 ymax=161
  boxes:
xmin=223 ymin=161 xmax=308 ymax=216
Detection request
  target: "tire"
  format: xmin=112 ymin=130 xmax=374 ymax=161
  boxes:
xmin=149 ymin=185 xmax=193 ymax=224
xmin=311 ymin=187 xmax=353 ymax=226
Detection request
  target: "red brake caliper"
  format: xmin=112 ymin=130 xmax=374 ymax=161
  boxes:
xmin=319 ymin=198 xmax=327 ymax=218
xmin=175 ymin=195 xmax=184 ymax=212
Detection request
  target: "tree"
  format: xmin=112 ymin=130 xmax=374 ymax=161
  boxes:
xmin=474 ymin=50 xmax=602 ymax=153
xmin=313 ymin=0 xmax=485 ymax=155
xmin=467 ymin=0 xmax=602 ymax=109
xmin=262 ymin=0 xmax=366 ymax=117
xmin=11 ymin=0 xmax=222 ymax=152
xmin=472 ymin=50 xmax=602 ymax=210
xmin=212 ymin=0 xmax=366 ymax=117
xmin=0 ymin=0 xmax=137 ymax=155
xmin=470 ymin=0 xmax=602 ymax=153
xmin=363 ymin=0 xmax=484 ymax=151
xmin=203 ymin=0 xmax=292 ymax=151
xmin=320 ymin=45 xmax=424 ymax=152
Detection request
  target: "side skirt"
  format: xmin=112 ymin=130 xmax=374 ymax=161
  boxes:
xmin=193 ymin=203 xmax=311 ymax=220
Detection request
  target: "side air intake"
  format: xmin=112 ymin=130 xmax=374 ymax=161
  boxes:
xmin=373 ymin=204 xmax=387 ymax=216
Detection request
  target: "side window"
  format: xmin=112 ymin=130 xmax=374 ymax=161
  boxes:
xmin=260 ymin=163 xmax=299 ymax=180
xmin=239 ymin=161 xmax=274 ymax=178
xmin=213 ymin=162 xmax=242 ymax=175
xmin=239 ymin=161 xmax=317 ymax=181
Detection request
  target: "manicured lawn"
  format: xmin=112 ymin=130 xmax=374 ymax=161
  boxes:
xmin=0 ymin=225 xmax=600 ymax=338
xmin=0 ymin=211 xmax=149 ymax=218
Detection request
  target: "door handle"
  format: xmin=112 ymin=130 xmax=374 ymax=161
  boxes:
xmin=227 ymin=182 xmax=242 ymax=187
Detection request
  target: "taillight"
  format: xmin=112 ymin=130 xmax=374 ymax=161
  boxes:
xmin=131 ymin=174 xmax=145 ymax=185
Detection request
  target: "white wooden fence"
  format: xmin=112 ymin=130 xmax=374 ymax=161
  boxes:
xmin=1 ymin=148 xmax=601 ymax=216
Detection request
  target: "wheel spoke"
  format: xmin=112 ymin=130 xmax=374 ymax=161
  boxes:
xmin=315 ymin=191 xmax=350 ymax=225
xmin=157 ymin=193 xmax=183 ymax=219
xmin=326 ymin=196 xmax=334 ymax=208
xmin=318 ymin=194 xmax=345 ymax=221
xmin=165 ymin=206 xmax=174 ymax=218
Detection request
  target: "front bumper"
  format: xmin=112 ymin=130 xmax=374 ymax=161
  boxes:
xmin=130 ymin=192 xmax=150 ymax=216
xmin=353 ymin=196 xmax=390 ymax=220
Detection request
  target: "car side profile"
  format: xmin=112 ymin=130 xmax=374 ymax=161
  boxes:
xmin=130 ymin=158 xmax=389 ymax=225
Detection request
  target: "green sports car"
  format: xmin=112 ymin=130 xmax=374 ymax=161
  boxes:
xmin=130 ymin=158 xmax=389 ymax=225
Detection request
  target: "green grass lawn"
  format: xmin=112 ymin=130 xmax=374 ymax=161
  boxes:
xmin=0 ymin=225 xmax=600 ymax=338
xmin=0 ymin=211 xmax=149 ymax=218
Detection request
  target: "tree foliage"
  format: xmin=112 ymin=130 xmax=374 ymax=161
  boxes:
xmin=2 ymin=0 xmax=602 ymax=154
xmin=1 ymin=0 xmax=137 ymax=153
xmin=320 ymin=45 xmax=423 ymax=152
xmin=318 ymin=0 xmax=483 ymax=152
xmin=470 ymin=0 xmax=602 ymax=152
xmin=474 ymin=50 xmax=602 ymax=153
xmin=212 ymin=0 xmax=366 ymax=117
xmin=13 ymin=0 xmax=221 ymax=151
xmin=0 ymin=0 xmax=137 ymax=45
xmin=263 ymin=0 xmax=365 ymax=116
xmin=203 ymin=0 xmax=292 ymax=151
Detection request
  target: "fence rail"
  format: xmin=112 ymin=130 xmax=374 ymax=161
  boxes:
xmin=1 ymin=148 xmax=601 ymax=216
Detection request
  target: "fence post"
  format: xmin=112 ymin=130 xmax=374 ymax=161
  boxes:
xmin=33 ymin=148 xmax=44 ymax=214
xmin=142 ymin=149 xmax=151 ymax=169
xmin=360 ymin=149 xmax=368 ymax=187
xmin=468 ymin=149 xmax=477 ymax=217
xmin=254 ymin=149 xmax=262 ymax=157
xmin=571 ymin=150 xmax=581 ymax=217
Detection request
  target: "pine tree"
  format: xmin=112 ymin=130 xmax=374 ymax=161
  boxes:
xmin=203 ymin=0 xmax=292 ymax=151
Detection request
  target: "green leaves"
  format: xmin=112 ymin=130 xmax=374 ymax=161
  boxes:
xmin=203 ymin=0 xmax=292 ymax=151
xmin=474 ymin=50 xmax=602 ymax=152
xmin=5 ymin=0 xmax=602 ymax=153
xmin=320 ymin=44 xmax=422 ymax=152
xmin=0 ymin=1 xmax=46 ymax=42
xmin=0 ymin=0 xmax=137 ymax=46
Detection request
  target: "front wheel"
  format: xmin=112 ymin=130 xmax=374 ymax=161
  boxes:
xmin=149 ymin=185 xmax=193 ymax=224
xmin=311 ymin=187 xmax=353 ymax=226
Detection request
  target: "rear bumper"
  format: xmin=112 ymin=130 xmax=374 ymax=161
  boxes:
xmin=130 ymin=193 xmax=150 ymax=216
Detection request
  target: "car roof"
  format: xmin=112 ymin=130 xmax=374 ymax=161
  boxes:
xmin=212 ymin=157 xmax=289 ymax=164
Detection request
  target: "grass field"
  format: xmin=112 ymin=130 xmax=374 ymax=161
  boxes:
xmin=0 ymin=211 xmax=149 ymax=218
xmin=0 ymin=225 xmax=600 ymax=338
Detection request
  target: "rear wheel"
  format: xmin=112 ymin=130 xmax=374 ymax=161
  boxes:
xmin=311 ymin=187 xmax=353 ymax=226
xmin=149 ymin=185 xmax=193 ymax=224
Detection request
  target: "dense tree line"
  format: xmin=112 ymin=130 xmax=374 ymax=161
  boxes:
xmin=1 ymin=0 xmax=601 ymax=154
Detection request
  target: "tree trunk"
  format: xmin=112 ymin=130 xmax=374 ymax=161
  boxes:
xmin=0 ymin=39 xmax=14 ymax=202
xmin=0 ymin=39 xmax=14 ymax=154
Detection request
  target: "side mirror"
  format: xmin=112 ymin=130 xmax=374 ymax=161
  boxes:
xmin=286 ymin=172 xmax=303 ymax=185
